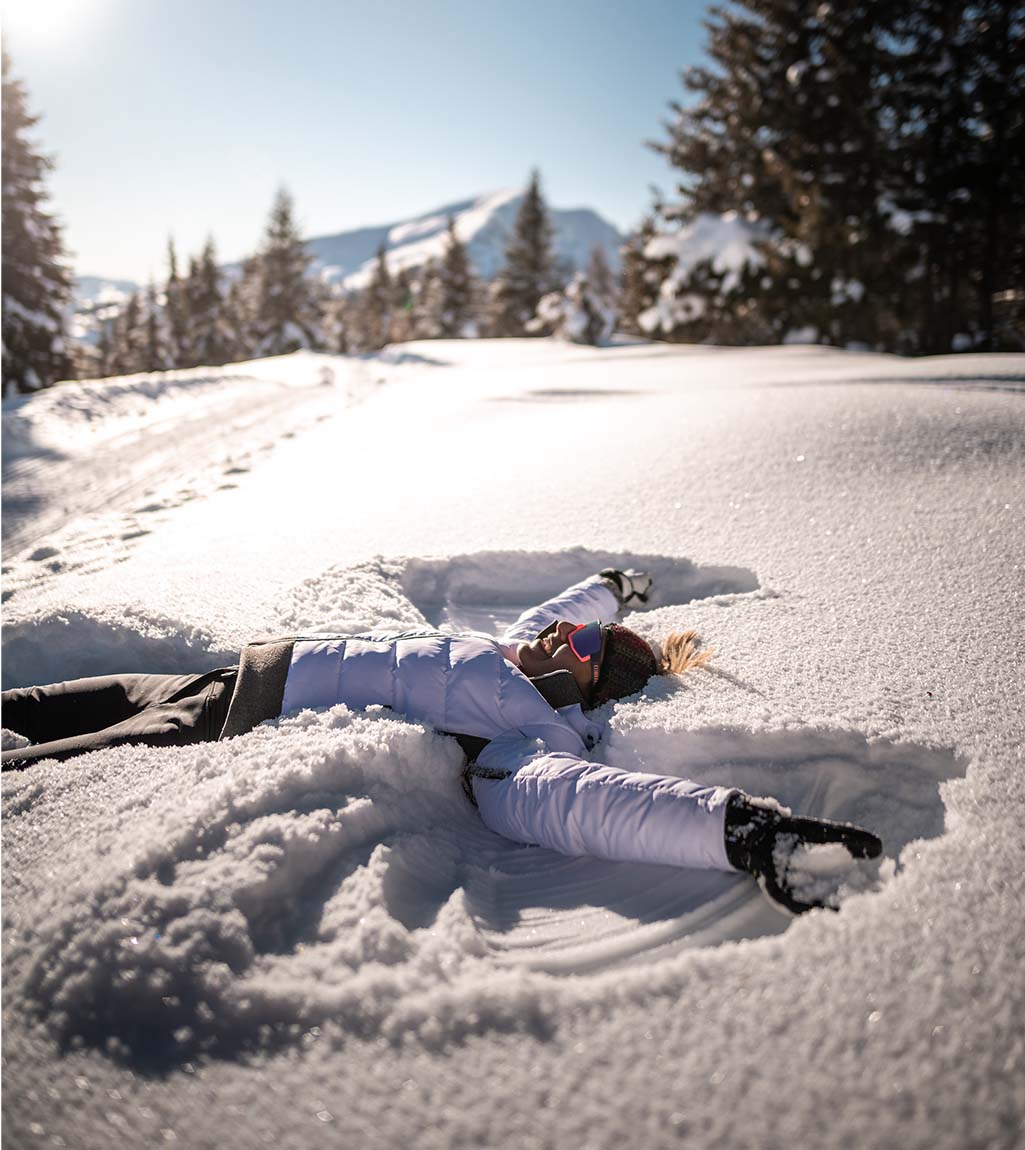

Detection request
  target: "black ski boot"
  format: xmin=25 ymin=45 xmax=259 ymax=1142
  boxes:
xmin=724 ymin=794 xmax=883 ymax=915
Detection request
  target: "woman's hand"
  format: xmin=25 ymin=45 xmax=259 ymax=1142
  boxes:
xmin=600 ymin=568 xmax=653 ymax=607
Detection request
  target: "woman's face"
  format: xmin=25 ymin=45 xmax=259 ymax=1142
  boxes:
xmin=517 ymin=620 xmax=605 ymax=697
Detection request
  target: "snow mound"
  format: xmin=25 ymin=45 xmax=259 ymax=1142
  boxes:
xmin=277 ymin=548 xmax=762 ymax=636
xmin=1 ymin=606 xmax=238 ymax=690
xmin=6 ymin=706 xmax=481 ymax=1067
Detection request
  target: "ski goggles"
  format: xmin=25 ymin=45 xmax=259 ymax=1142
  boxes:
xmin=537 ymin=620 xmax=605 ymax=682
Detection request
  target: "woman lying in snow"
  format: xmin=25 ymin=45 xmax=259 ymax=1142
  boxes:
xmin=1 ymin=569 xmax=881 ymax=914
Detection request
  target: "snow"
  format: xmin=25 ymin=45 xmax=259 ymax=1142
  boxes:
xmin=1 ymin=292 xmax=60 ymax=332
xmin=831 ymin=276 xmax=866 ymax=304
xmin=644 ymin=211 xmax=766 ymax=290
xmin=3 ymin=338 xmax=1025 ymax=1148
xmin=640 ymin=212 xmax=766 ymax=334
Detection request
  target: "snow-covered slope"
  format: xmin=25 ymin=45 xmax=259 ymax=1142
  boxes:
xmin=2 ymin=339 xmax=1024 ymax=1149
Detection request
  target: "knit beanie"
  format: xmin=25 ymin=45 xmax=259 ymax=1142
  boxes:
xmin=592 ymin=623 xmax=659 ymax=707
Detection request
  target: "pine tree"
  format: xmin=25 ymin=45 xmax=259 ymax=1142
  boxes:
xmin=95 ymin=319 xmax=115 ymax=378
xmin=186 ymin=238 xmax=234 ymax=366
xmin=415 ymin=259 xmax=444 ymax=340
xmin=435 ymin=215 xmax=477 ymax=337
xmin=586 ymin=244 xmax=617 ymax=309
xmin=529 ymin=271 xmax=617 ymax=345
xmin=357 ymin=243 xmax=394 ymax=351
xmin=253 ymin=186 xmax=323 ymax=356
xmin=389 ymin=266 xmax=417 ymax=343
xmin=651 ymin=1 xmax=897 ymax=347
xmin=141 ymin=283 xmax=173 ymax=372
xmin=649 ymin=0 xmax=1024 ymax=352
xmin=887 ymin=0 xmax=1025 ymax=351
xmin=1 ymin=48 xmax=73 ymax=394
xmin=320 ymin=284 xmax=350 ymax=354
xmin=489 ymin=169 xmax=556 ymax=337
xmin=109 ymin=292 xmax=146 ymax=376
xmin=225 ymin=255 xmax=262 ymax=360
xmin=164 ymin=237 xmax=190 ymax=368
xmin=618 ymin=215 xmax=666 ymax=337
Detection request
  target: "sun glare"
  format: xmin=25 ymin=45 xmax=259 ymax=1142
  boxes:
xmin=2 ymin=0 xmax=94 ymax=44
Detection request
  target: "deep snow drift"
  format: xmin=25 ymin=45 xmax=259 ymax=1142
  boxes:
xmin=2 ymin=339 xmax=1024 ymax=1149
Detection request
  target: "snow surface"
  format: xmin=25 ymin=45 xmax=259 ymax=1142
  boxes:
xmin=3 ymin=338 xmax=1025 ymax=1149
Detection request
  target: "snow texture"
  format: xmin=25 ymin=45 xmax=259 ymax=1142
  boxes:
xmin=3 ymin=338 xmax=1025 ymax=1149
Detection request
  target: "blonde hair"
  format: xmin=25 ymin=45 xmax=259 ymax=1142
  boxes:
xmin=660 ymin=630 xmax=714 ymax=677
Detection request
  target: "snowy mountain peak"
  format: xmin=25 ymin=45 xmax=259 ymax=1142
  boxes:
xmin=306 ymin=189 xmax=623 ymax=288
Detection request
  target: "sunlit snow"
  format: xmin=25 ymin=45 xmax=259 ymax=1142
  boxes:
xmin=3 ymin=338 xmax=1024 ymax=1148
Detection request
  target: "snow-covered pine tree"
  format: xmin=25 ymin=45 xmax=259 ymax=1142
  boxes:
xmin=225 ymin=255 xmax=261 ymax=361
xmin=181 ymin=254 xmax=202 ymax=367
xmin=141 ymin=283 xmax=173 ymax=372
xmin=489 ymin=170 xmax=557 ymax=337
xmin=165 ymin=237 xmax=190 ymax=368
xmin=618 ymin=215 xmax=668 ymax=337
xmin=1 ymin=48 xmax=73 ymax=394
xmin=186 ymin=238 xmax=234 ymax=366
xmin=415 ymin=259 xmax=444 ymax=340
xmin=108 ymin=292 xmax=146 ymax=376
xmin=586 ymin=244 xmax=617 ymax=310
xmin=320 ymin=284 xmax=350 ymax=354
xmin=424 ymin=215 xmax=477 ymax=338
xmin=389 ymin=267 xmax=417 ymax=344
xmin=886 ymin=0 xmax=1025 ymax=352
xmin=969 ymin=0 xmax=1025 ymax=352
xmin=640 ymin=215 xmax=776 ymax=344
xmin=95 ymin=319 xmax=115 ymax=378
xmin=357 ymin=244 xmax=394 ymax=351
xmin=529 ymin=271 xmax=616 ymax=345
xmin=651 ymin=0 xmax=895 ymax=347
xmin=253 ymin=187 xmax=323 ymax=356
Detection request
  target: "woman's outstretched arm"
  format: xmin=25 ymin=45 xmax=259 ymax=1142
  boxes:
xmin=501 ymin=572 xmax=624 ymax=644
xmin=469 ymin=732 xmax=738 ymax=872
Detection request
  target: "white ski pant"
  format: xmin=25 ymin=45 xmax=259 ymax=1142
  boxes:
xmin=471 ymin=741 xmax=739 ymax=872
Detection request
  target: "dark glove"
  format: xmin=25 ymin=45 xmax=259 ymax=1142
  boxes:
xmin=724 ymin=793 xmax=882 ymax=915
xmin=599 ymin=567 xmax=653 ymax=607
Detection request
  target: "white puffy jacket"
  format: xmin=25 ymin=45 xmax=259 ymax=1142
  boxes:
xmin=281 ymin=575 xmax=736 ymax=873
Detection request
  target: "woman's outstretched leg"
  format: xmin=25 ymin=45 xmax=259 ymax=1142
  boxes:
xmin=1 ymin=669 xmax=236 ymax=769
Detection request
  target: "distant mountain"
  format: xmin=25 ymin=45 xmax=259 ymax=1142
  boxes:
xmin=68 ymin=276 xmax=138 ymax=345
xmin=75 ymin=190 xmax=624 ymax=308
xmin=74 ymin=275 xmax=138 ymax=306
xmin=305 ymin=189 xmax=624 ymax=288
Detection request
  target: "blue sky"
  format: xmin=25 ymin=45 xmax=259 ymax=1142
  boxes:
xmin=3 ymin=0 xmax=709 ymax=282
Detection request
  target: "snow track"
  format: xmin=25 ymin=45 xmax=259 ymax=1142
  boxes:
xmin=2 ymin=366 xmax=334 ymax=558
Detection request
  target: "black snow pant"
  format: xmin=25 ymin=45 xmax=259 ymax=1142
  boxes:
xmin=1 ymin=667 xmax=238 ymax=770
